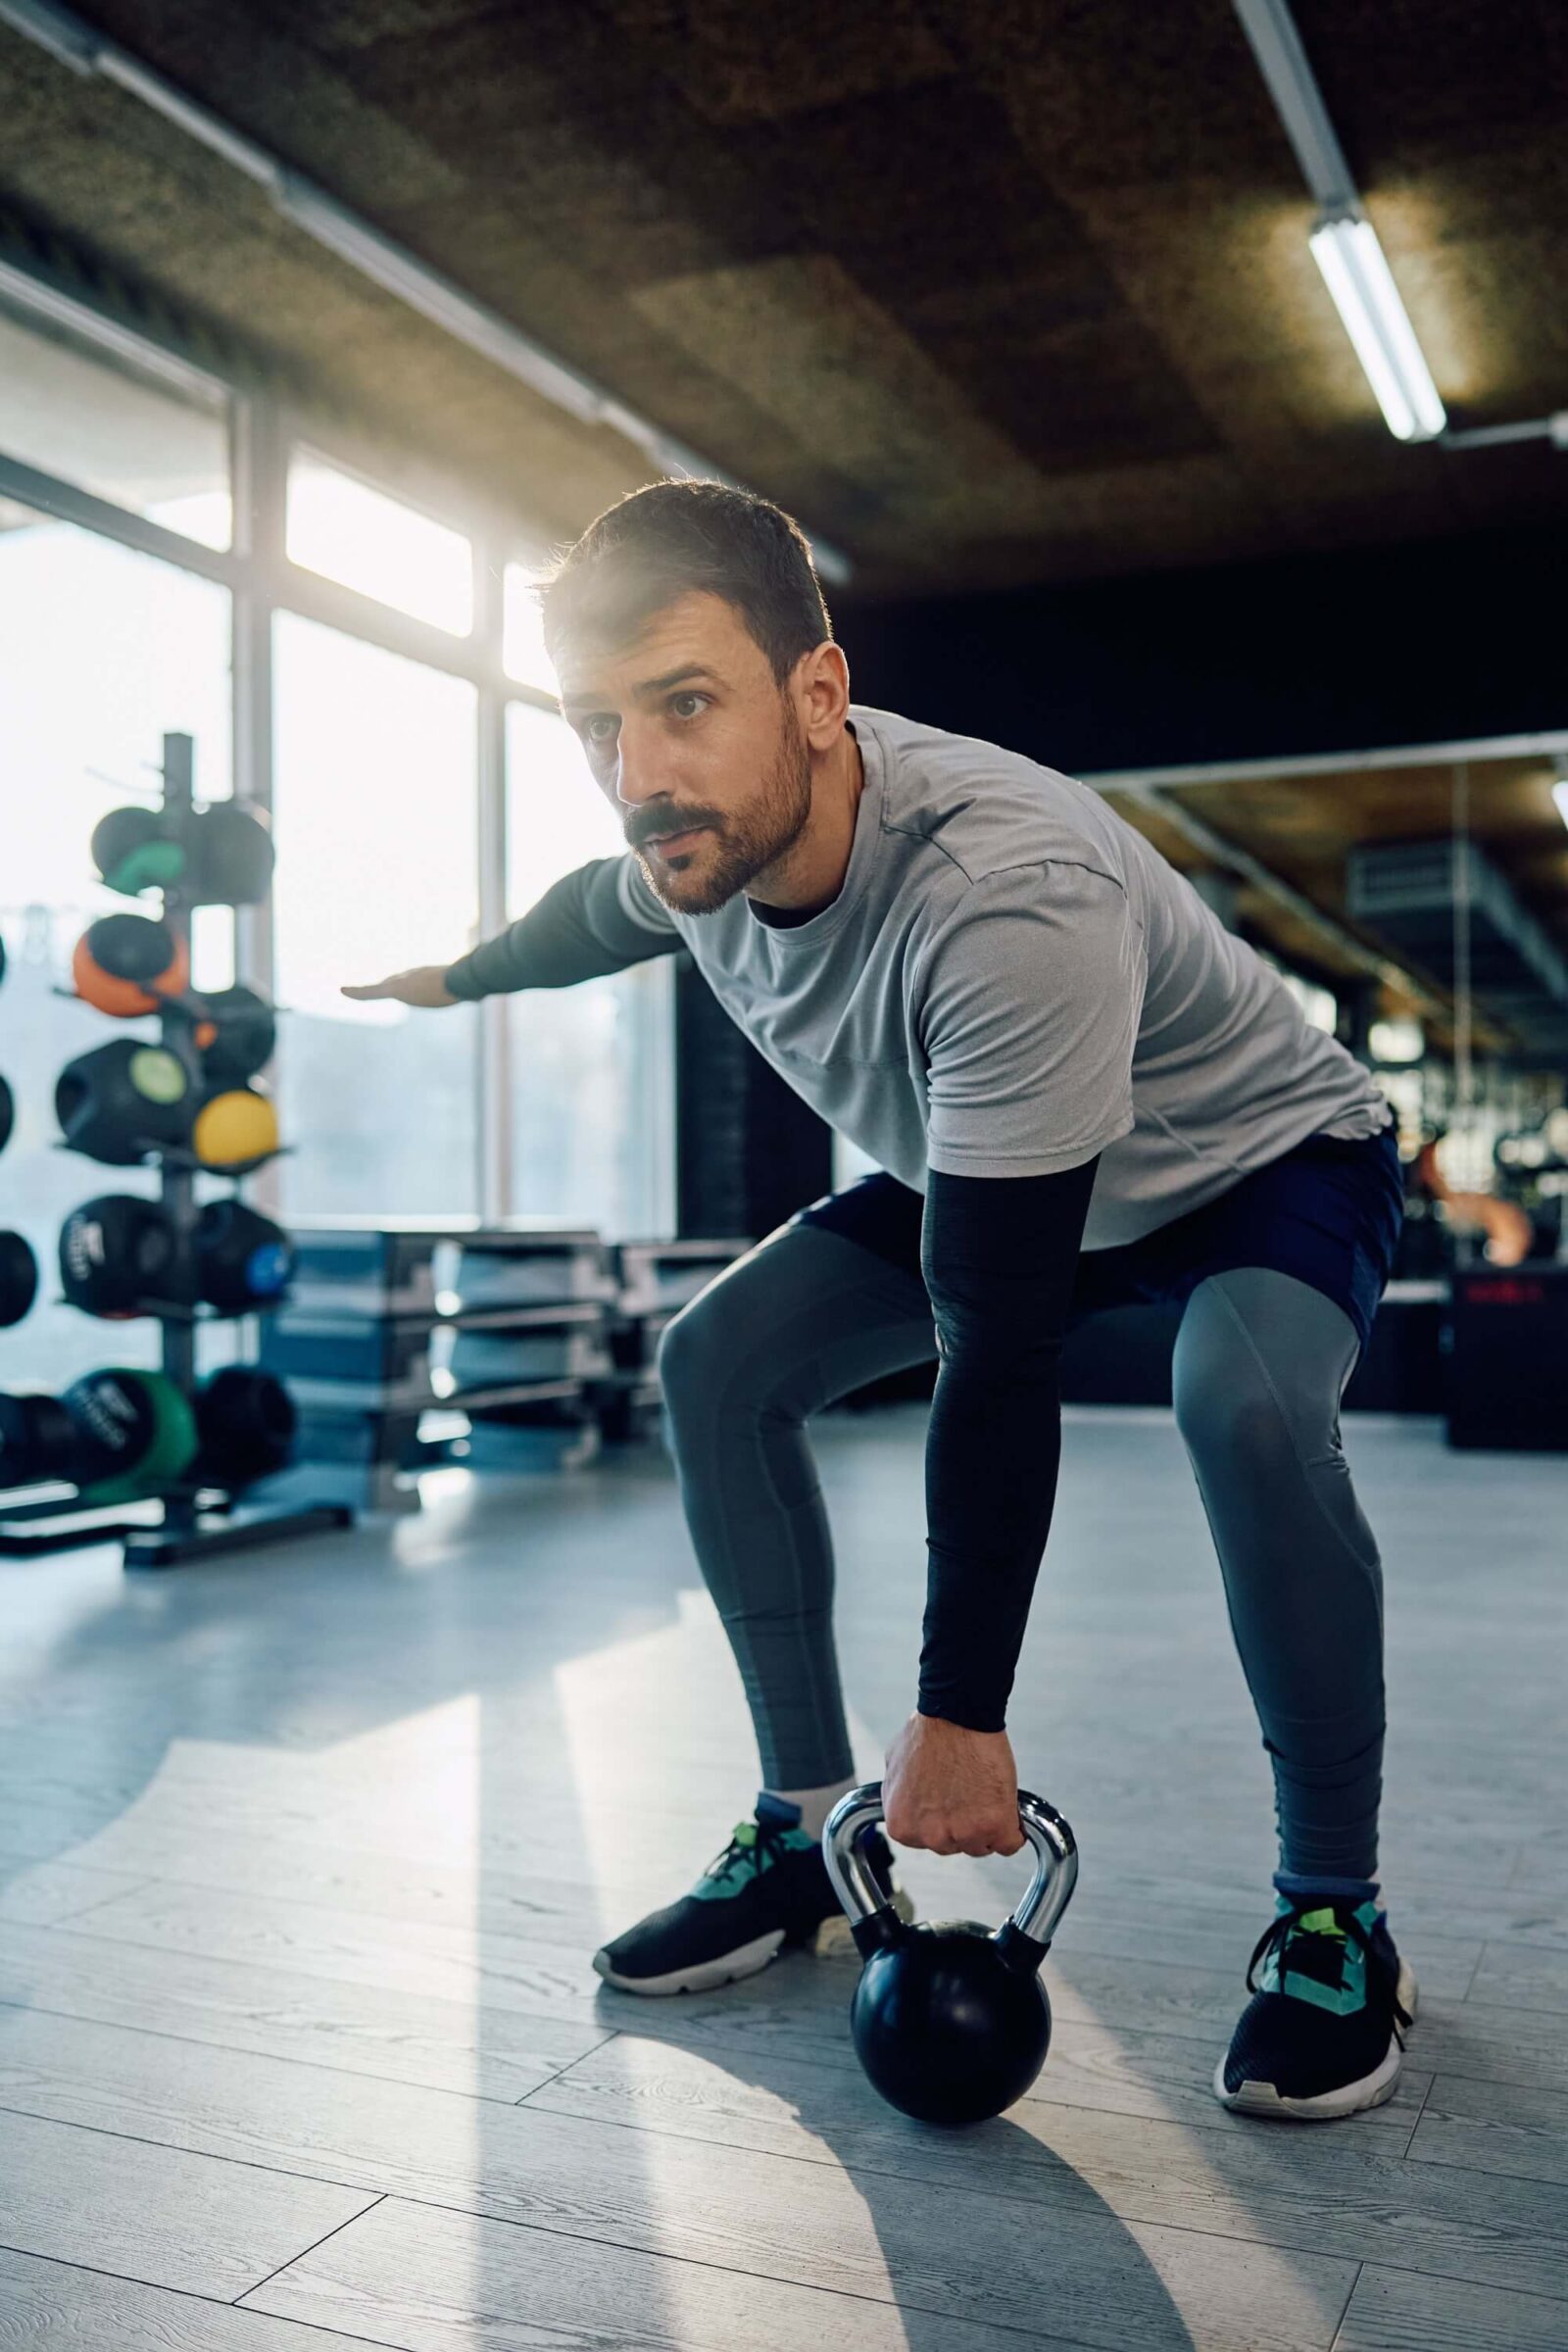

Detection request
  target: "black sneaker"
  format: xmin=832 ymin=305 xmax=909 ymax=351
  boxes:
xmin=1214 ymin=1892 xmax=1418 ymax=2121
xmin=591 ymin=1791 xmax=911 ymax=1996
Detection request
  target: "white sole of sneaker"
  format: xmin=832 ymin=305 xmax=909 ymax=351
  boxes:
xmin=1213 ymin=1959 xmax=1420 ymax=2121
xmin=592 ymin=1927 xmax=787 ymax=1997
xmin=590 ymin=1886 xmax=917 ymax=1998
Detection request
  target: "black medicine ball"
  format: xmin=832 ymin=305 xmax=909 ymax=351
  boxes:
xmin=189 ymin=804 xmax=275 ymax=905
xmin=56 ymin=1041 xmax=192 ymax=1166
xmin=199 ymin=985 xmax=277 ymax=1086
xmin=194 ymin=1200 xmax=295 ymax=1313
xmin=60 ymin=1196 xmax=180 ymax=1317
xmin=0 ymin=1232 xmax=38 ymax=1329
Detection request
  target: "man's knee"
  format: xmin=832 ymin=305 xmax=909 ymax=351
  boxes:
xmin=1173 ymin=1284 xmax=1327 ymax=1474
xmin=1174 ymin=1357 xmax=1297 ymax=1478
xmin=656 ymin=1246 xmax=806 ymax=1429
xmin=656 ymin=1290 xmax=739 ymax=1424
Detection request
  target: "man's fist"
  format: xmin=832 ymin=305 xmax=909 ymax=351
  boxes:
xmin=340 ymin=965 xmax=458 ymax=1007
xmin=881 ymin=1712 xmax=1025 ymax=1857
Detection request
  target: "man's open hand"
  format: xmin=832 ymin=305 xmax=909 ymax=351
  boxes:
xmin=340 ymin=965 xmax=458 ymax=1007
xmin=882 ymin=1712 xmax=1025 ymax=1856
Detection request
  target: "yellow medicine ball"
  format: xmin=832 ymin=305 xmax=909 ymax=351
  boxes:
xmin=193 ymin=1087 xmax=280 ymax=1171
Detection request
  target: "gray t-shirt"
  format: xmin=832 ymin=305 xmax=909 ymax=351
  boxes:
xmin=610 ymin=703 xmax=1392 ymax=1250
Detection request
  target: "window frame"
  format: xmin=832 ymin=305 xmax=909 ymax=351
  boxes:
xmin=0 ymin=263 xmax=671 ymax=1231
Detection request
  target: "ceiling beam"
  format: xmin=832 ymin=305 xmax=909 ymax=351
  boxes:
xmin=0 ymin=0 xmax=853 ymax=581
xmin=1101 ymin=776 xmax=1468 ymax=1029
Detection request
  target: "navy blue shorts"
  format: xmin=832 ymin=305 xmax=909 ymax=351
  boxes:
xmin=796 ymin=1122 xmax=1405 ymax=1355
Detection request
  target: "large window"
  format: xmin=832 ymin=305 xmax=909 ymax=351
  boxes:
xmin=505 ymin=702 xmax=674 ymax=1236
xmin=272 ymin=614 xmax=480 ymax=1216
xmin=0 ymin=507 xmax=233 ymax=1391
xmin=2 ymin=265 xmax=676 ymax=1302
xmin=0 ymin=295 xmax=230 ymax=550
xmin=287 ymin=452 xmax=473 ymax=636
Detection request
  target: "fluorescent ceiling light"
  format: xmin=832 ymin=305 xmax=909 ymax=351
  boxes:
xmin=1309 ymin=215 xmax=1446 ymax=442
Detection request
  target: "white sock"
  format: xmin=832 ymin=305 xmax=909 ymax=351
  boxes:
xmin=767 ymin=1777 xmax=858 ymax=1841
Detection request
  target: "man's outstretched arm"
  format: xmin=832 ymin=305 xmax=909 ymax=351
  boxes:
xmin=343 ymin=854 xmax=679 ymax=1004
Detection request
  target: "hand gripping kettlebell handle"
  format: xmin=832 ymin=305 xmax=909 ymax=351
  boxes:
xmin=822 ymin=1782 xmax=1078 ymax=1953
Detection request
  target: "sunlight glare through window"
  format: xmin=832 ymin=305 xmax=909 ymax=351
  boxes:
xmin=287 ymin=452 xmax=473 ymax=636
xmin=504 ymin=559 xmax=557 ymax=693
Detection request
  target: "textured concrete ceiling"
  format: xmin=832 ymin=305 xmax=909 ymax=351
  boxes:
xmin=1 ymin=1 xmax=1565 ymax=593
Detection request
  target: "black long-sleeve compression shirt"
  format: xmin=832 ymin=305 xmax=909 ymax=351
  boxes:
xmin=916 ymin=1155 xmax=1097 ymax=1729
xmin=444 ymin=857 xmax=679 ymax=1000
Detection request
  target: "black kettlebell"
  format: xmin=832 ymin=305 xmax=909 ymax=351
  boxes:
xmin=823 ymin=1783 xmax=1078 ymax=2128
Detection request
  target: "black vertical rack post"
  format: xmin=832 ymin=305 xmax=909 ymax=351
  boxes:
xmin=120 ymin=731 xmax=353 ymax=1569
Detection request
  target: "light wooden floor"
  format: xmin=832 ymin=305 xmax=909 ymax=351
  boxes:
xmin=0 ymin=1404 xmax=1564 ymax=2351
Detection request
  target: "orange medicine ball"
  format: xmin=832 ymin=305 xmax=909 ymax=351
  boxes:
xmin=73 ymin=916 xmax=189 ymax=1017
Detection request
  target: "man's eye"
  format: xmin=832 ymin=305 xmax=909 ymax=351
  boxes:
xmin=669 ymin=692 xmax=708 ymax=719
xmin=582 ymin=715 xmax=617 ymax=747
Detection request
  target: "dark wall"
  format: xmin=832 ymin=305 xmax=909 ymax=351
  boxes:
xmin=839 ymin=526 xmax=1566 ymax=773
xmin=674 ymin=956 xmax=832 ymax=1240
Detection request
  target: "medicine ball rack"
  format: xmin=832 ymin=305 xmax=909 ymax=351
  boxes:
xmin=0 ymin=731 xmax=353 ymax=1568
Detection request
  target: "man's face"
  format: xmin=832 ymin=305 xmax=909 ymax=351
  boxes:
xmin=558 ymin=591 xmax=813 ymax=915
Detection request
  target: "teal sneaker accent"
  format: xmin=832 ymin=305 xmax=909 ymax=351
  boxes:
xmin=1253 ymin=1896 xmax=1380 ymax=2019
xmin=689 ymin=1817 xmax=819 ymax=1902
xmin=1216 ymin=1889 xmax=1416 ymax=2118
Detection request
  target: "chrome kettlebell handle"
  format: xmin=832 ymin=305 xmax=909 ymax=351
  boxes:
xmin=823 ymin=1782 xmax=1078 ymax=1950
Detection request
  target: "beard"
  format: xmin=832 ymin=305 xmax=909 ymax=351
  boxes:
xmin=629 ymin=700 xmax=812 ymax=916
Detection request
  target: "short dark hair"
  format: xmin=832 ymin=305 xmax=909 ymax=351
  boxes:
xmin=538 ymin=479 xmax=834 ymax=687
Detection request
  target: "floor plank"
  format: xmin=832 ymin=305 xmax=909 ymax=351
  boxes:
xmin=1465 ymin=1941 xmax=1568 ymax=2018
xmin=0 ymin=2001 xmax=1561 ymax=2310
xmin=0 ymin=2102 xmax=377 ymax=2299
xmin=250 ymin=2192 xmax=1109 ymax=2352
xmin=1334 ymin=2262 xmax=1568 ymax=2351
xmin=0 ymin=2001 xmax=1362 ymax=2348
xmin=0 ymin=2241 xmax=403 ymax=2352
xmin=0 ymin=1854 xmax=147 ymax=1929
xmin=1395 ymin=1998 xmax=1568 ymax=2100
xmin=0 ymin=1408 xmax=1559 ymax=2351
xmin=1405 ymin=2070 xmax=1568 ymax=2190
xmin=0 ymin=1917 xmax=612 ymax=2103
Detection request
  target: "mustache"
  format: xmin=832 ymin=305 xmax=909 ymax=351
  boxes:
xmin=628 ymin=810 xmax=721 ymax=849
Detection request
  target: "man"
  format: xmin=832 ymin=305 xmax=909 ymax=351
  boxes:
xmin=347 ymin=479 xmax=1414 ymax=2121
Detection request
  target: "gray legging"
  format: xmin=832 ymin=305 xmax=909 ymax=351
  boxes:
xmin=658 ymin=1222 xmax=1385 ymax=1883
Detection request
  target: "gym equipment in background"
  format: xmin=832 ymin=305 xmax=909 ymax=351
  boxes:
xmin=823 ymin=1784 xmax=1079 ymax=2128
xmin=0 ymin=1391 xmax=83 ymax=1487
xmin=72 ymin=912 xmax=189 ymax=1016
xmin=59 ymin=1196 xmax=180 ymax=1317
xmin=61 ymin=1365 xmax=199 ymax=1502
xmin=1446 ymin=1263 xmax=1568 ymax=1451
xmin=195 ymin=984 xmax=276 ymax=1086
xmin=7 ymin=728 xmax=350 ymax=1569
xmin=192 ymin=1085 xmax=280 ymax=1173
xmin=0 ymin=1233 xmax=38 ymax=1328
xmin=189 ymin=803 xmax=274 ymax=904
xmin=91 ymin=805 xmax=185 ymax=896
xmin=56 ymin=1040 xmax=192 ymax=1164
xmin=193 ymin=1367 xmax=296 ymax=1486
xmin=0 ymin=1072 xmax=13 ymax=1157
xmin=195 ymin=1200 xmax=293 ymax=1313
